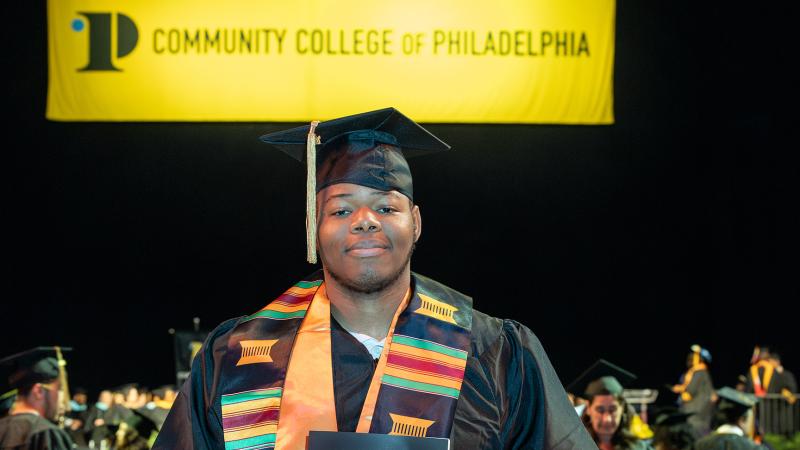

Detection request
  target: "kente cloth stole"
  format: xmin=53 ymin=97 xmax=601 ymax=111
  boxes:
xmin=217 ymin=272 xmax=473 ymax=450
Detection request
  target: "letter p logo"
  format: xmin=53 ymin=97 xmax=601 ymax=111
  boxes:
xmin=75 ymin=12 xmax=138 ymax=71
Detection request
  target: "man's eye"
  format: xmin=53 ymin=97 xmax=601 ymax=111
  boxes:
xmin=377 ymin=207 xmax=396 ymax=214
xmin=332 ymin=209 xmax=350 ymax=216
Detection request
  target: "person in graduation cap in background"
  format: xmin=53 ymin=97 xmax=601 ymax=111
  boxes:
xmin=649 ymin=407 xmax=695 ymax=450
xmin=670 ymin=345 xmax=715 ymax=438
xmin=154 ymin=108 xmax=595 ymax=449
xmin=570 ymin=360 xmax=652 ymax=450
xmin=0 ymin=347 xmax=74 ymax=450
xmin=746 ymin=346 xmax=798 ymax=403
xmin=694 ymin=387 xmax=766 ymax=450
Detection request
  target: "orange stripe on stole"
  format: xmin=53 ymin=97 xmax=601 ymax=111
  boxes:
xmin=275 ymin=284 xmax=337 ymax=450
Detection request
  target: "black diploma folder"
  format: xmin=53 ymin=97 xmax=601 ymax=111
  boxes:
xmin=307 ymin=431 xmax=450 ymax=449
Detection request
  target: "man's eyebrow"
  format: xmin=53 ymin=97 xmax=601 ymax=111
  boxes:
xmin=326 ymin=191 xmax=396 ymax=199
xmin=324 ymin=193 xmax=352 ymax=204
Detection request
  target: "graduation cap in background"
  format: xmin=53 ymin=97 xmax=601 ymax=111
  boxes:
xmin=567 ymin=359 xmax=637 ymax=399
xmin=0 ymin=347 xmax=72 ymax=390
xmin=652 ymin=406 xmax=694 ymax=427
xmin=260 ymin=107 xmax=450 ymax=263
xmin=716 ymin=386 xmax=758 ymax=416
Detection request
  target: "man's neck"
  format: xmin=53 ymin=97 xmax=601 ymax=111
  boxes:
xmin=10 ymin=400 xmax=43 ymax=417
xmin=324 ymin=269 xmax=411 ymax=340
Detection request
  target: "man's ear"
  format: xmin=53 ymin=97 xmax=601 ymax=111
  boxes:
xmin=412 ymin=204 xmax=422 ymax=243
xmin=29 ymin=383 xmax=45 ymax=401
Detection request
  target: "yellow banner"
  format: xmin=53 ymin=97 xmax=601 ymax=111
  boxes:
xmin=47 ymin=0 xmax=615 ymax=123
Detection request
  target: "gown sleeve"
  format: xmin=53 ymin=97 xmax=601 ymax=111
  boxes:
xmin=28 ymin=425 xmax=74 ymax=450
xmin=153 ymin=317 xmax=240 ymax=450
xmin=498 ymin=319 xmax=596 ymax=450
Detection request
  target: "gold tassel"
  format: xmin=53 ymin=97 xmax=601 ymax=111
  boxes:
xmin=306 ymin=121 xmax=320 ymax=264
xmin=54 ymin=346 xmax=71 ymax=428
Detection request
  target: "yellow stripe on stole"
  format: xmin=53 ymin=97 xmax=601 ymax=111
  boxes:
xmin=223 ymin=423 xmax=278 ymax=442
xmin=383 ymin=365 xmax=464 ymax=390
xmin=221 ymin=397 xmax=281 ymax=416
xmin=389 ymin=343 xmax=468 ymax=369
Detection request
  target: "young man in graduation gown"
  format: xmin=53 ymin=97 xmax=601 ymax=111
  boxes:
xmin=670 ymin=345 xmax=714 ymax=438
xmin=694 ymin=388 xmax=766 ymax=450
xmin=0 ymin=348 xmax=74 ymax=450
xmin=154 ymin=108 xmax=595 ymax=450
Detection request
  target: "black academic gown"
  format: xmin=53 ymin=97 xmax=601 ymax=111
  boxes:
xmin=694 ymin=432 xmax=765 ymax=450
xmin=679 ymin=369 xmax=714 ymax=437
xmin=0 ymin=413 xmax=74 ymax=450
xmin=83 ymin=404 xmax=117 ymax=446
xmin=154 ymin=275 xmax=595 ymax=450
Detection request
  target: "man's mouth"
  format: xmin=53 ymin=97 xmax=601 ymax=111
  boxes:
xmin=347 ymin=240 xmax=389 ymax=257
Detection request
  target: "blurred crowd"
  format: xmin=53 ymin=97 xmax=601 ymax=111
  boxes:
xmin=58 ymin=384 xmax=175 ymax=450
xmin=1 ymin=344 xmax=796 ymax=450
xmin=568 ymin=345 xmax=798 ymax=450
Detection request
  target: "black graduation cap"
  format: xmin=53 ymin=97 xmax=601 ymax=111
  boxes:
xmin=567 ymin=359 xmax=637 ymax=398
xmin=717 ymin=387 xmax=758 ymax=410
xmin=260 ymin=107 xmax=450 ymax=264
xmin=0 ymin=347 xmax=72 ymax=389
xmin=653 ymin=406 xmax=694 ymax=427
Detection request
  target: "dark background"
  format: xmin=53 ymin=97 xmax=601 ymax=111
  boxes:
xmin=6 ymin=1 xmax=794 ymax=405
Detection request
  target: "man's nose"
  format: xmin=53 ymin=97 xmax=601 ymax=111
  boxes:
xmin=351 ymin=208 xmax=382 ymax=233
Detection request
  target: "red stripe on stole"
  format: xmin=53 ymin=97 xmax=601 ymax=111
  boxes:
xmin=262 ymin=294 xmax=313 ymax=310
xmin=222 ymin=408 xmax=280 ymax=430
xmin=386 ymin=352 xmax=465 ymax=379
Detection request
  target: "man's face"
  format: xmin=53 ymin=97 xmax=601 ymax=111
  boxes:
xmin=74 ymin=393 xmax=87 ymax=405
xmin=40 ymin=379 xmax=62 ymax=421
xmin=588 ymin=395 xmax=623 ymax=437
xmin=317 ymin=183 xmax=421 ymax=294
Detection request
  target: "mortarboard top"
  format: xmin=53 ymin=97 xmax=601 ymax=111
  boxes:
xmin=717 ymin=387 xmax=758 ymax=409
xmin=653 ymin=406 xmax=694 ymax=427
xmin=259 ymin=108 xmax=450 ymax=264
xmin=0 ymin=347 xmax=72 ymax=389
xmin=567 ymin=359 xmax=637 ymax=398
